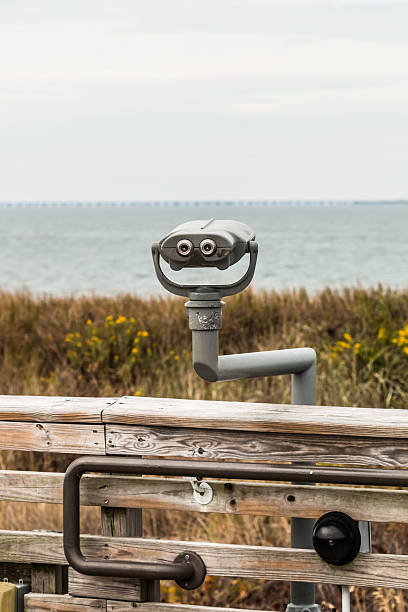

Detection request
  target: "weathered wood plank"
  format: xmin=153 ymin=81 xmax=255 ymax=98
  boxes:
xmin=89 ymin=506 xmax=145 ymax=602
xmin=99 ymin=467 xmax=157 ymax=601
xmin=101 ymin=508 xmax=143 ymax=539
xmin=71 ymin=475 xmax=408 ymax=524
xmin=25 ymin=599 xmax=278 ymax=612
xmin=0 ymin=423 xmax=105 ymax=454
xmin=2 ymin=394 xmax=407 ymax=439
xmin=107 ymin=604 xmax=279 ymax=612
xmin=69 ymin=569 xmax=142 ymax=602
xmin=0 ymin=395 xmax=115 ymax=423
xmin=32 ymin=564 xmax=67 ymax=594
xmin=105 ymin=424 xmax=408 ymax=467
xmin=2 ymin=471 xmax=408 ymax=523
xmin=103 ymin=396 xmax=408 ymax=439
xmin=25 ymin=594 xmax=106 ymax=611
xmin=3 ymin=531 xmax=408 ymax=589
xmin=0 ymin=471 xmax=63 ymax=504
xmin=92 ymin=478 xmax=408 ymax=524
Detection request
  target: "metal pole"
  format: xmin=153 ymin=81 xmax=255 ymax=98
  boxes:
xmin=342 ymin=586 xmax=351 ymax=612
xmin=286 ymin=359 xmax=321 ymax=612
xmin=186 ymin=298 xmax=321 ymax=611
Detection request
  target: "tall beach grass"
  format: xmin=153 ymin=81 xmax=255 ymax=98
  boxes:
xmin=0 ymin=286 xmax=407 ymax=611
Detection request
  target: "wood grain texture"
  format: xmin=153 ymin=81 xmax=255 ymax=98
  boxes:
xmin=98 ymin=506 xmax=145 ymax=602
xmin=0 ymin=422 xmax=105 ymax=454
xmin=90 ymin=478 xmax=408 ymax=524
xmin=107 ymin=604 xmax=279 ymax=612
xmin=31 ymin=564 xmax=67 ymax=594
xmin=0 ymin=395 xmax=116 ymax=423
xmin=103 ymin=396 xmax=408 ymax=439
xmin=1 ymin=394 xmax=407 ymax=439
xmin=25 ymin=599 xmax=277 ymax=612
xmin=0 ymin=471 xmax=63 ymax=504
xmin=3 ymin=531 xmax=408 ymax=589
xmin=99 ymin=468 xmax=159 ymax=602
xmin=25 ymin=594 xmax=106 ymax=611
xmin=105 ymin=424 xmax=408 ymax=467
xmin=69 ymin=569 xmax=142 ymax=602
xmin=0 ymin=471 xmax=407 ymax=523
xmin=101 ymin=508 xmax=143 ymax=539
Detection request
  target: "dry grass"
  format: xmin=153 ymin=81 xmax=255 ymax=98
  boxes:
xmin=0 ymin=286 xmax=408 ymax=610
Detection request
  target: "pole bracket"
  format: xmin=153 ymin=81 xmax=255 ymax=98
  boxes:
xmin=183 ymin=476 xmax=214 ymax=505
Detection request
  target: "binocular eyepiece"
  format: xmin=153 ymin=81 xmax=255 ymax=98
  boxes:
xmin=152 ymin=218 xmax=258 ymax=298
xmin=175 ymin=237 xmax=217 ymax=259
xmin=158 ymin=218 xmax=256 ymax=271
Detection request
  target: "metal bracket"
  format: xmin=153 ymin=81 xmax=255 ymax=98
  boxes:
xmin=183 ymin=476 xmax=214 ymax=505
xmin=358 ymin=520 xmax=372 ymax=553
xmin=2 ymin=578 xmax=30 ymax=612
xmin=285 ymin=605 xmax=321 ymax=612
xmin=151 ymin=241 xmax=258 ymax=299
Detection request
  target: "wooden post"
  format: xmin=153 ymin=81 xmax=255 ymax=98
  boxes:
xmin=31 ymin=564 xmax=67 ymax=594
xmin=101 ymin=507 xmax=160 ymax=602
xmin=68 ymin=508 xmax=153 ymax=601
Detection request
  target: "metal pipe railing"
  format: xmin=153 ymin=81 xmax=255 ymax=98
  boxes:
xmin=63 ymin=456 xmax=408 ymax=583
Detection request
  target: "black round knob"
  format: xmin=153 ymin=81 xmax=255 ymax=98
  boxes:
xmin=174 ymin=551 xmax=206 ymax=590
xmin=312 ymin=511 xmax=361 ymax=566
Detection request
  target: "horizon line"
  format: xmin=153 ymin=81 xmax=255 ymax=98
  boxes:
xmin=1 ymin=199 xmax=408 ymax=207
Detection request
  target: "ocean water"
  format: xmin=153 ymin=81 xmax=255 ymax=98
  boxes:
xmin=0 ymin=202 xmax=407 ymax=296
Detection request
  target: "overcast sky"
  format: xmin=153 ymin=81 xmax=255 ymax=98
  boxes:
xmin=1 ymin=0 xmax=407 ymax=201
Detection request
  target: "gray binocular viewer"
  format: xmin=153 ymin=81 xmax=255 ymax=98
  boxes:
xmin=152 ymin=218 xmax=258 ymax=298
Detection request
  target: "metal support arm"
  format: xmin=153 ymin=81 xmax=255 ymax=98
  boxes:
xmin=192 ymin=330 xmax=316 ymax=382
xmin=185 ymin=293 xmax=316 ymax=383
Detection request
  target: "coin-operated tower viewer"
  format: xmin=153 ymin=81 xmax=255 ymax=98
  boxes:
xmin=152 ymin=218 xmax=319 ymax=612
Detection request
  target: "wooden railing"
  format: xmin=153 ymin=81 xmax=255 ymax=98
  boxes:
xmin=0 ymin=395 xmax=407 ymax=611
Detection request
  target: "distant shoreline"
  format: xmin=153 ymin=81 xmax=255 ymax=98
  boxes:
xmin=1 ymin=202 xmax=407 ymax=296
xmin=1 ymin=200 xmax=408 ymax=208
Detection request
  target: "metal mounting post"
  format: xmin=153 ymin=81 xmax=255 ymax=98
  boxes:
xmin=185 ymin=294 xmax=320 ymax=611
xmin=286 ymin=360 xmax=320 ymax=612
xmin=342 ymin=586 xmax=350 ymax=612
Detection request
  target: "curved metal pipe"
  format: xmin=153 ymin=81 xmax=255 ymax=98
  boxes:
xmin=64 ymin=457 xmax=405 ymax=582
xmin=192 ymin=329 xmax=316 ymax=383
xmin=63 ymin=458 xmax=195 ymax=581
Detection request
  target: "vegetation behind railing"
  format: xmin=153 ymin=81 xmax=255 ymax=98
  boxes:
xmin=0 ymin=286 xmax=407 ymax=407
xmin=0 ymin=286 xmax=408 ymax=611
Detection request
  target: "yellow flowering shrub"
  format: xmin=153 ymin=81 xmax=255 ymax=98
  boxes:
xmin=330 ymin=322 xmax=408 ymax=404
xmin=332 ymin=323 xmax=408 ymax=362
xmin=65 ymin=315 xmax=154 ymax=381
xmin=392 ymin=322 xmax=408 ymax=355
xmin=331 ymin=333 xmax=361 ymax=359
xmin=64 ymin=314 xmax=184 ymax=394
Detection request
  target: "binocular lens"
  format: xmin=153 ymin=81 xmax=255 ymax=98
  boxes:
xmin=200 ymin=239 xmax=217 ymax=257
xmin=176 ymin=239 xmax=193 ymax=257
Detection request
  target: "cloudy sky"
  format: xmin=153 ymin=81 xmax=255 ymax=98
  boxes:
xmin=1 ymin=0 xmax=407 ymax=201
